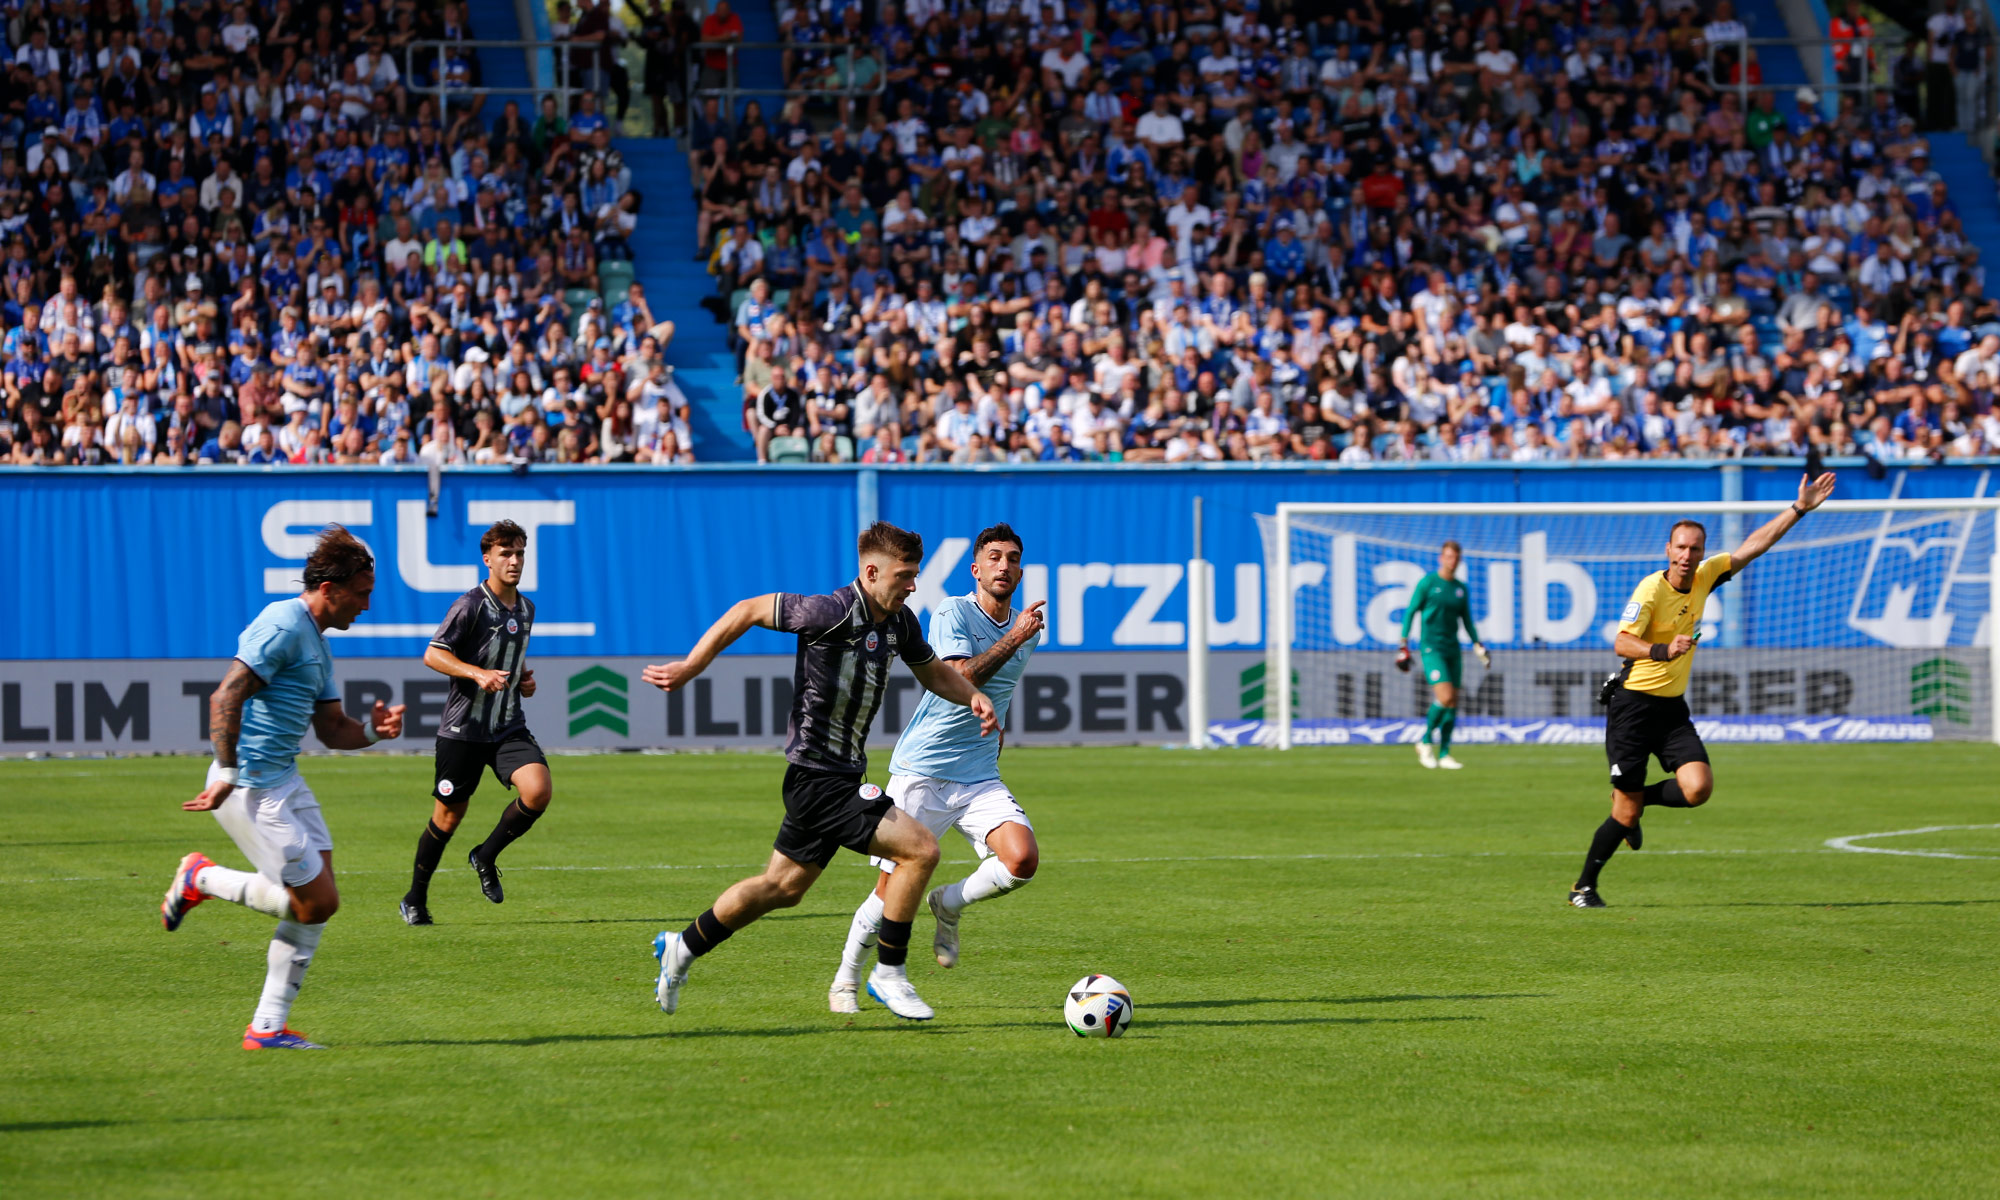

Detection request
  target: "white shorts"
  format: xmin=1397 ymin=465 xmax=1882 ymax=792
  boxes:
xmin=871 ymin=775 xmax=1031 ymax=873
xmin=208 ymin=767 xmax=333 ymax=888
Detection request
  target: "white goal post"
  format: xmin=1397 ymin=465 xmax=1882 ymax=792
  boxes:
xmin=1260 ymin=499 xmax=2000 ymax=751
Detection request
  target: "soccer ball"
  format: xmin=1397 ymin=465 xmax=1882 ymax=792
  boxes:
xmin=1064 ymin=974 xmax=1133 ymax=1038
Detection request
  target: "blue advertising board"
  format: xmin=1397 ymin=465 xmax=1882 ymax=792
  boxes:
xmin=1 ymin=462 xmax=1993 ymax=660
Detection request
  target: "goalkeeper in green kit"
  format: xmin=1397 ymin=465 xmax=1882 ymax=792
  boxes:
xmin=1396 ymin=540 xmax=1490 ymax=770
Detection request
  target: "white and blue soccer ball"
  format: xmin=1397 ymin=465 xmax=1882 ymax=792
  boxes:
xmin=1064 ymin=974 xmax=1133 ymax=1038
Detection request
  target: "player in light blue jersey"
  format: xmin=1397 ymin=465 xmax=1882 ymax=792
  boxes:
xmin=159 ymin=526 xmax=405 ymax=1050
xmin=830 ymin=524 xmax=1045 ymax=1013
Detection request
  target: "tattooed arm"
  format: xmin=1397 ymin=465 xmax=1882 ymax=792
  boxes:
xmin=949 ymin=601 xmax=1046 ymax=686
xmin=185 ymin=660 xmax=265 ymax=811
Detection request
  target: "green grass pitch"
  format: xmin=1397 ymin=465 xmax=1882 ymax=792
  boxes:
xmin=4 ymin=744 xmax=1999 ymax=1198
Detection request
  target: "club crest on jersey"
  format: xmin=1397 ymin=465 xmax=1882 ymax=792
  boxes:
xmin=865 ymin=631 xmax=879 ymax=651
xmin=859 ymin=783 xmax=883 ymax=800
xmin=506 ymin=618 xmax=519 ymax=634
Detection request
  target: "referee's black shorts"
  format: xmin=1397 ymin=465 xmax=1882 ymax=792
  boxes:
xmin=1604 ymin=687 xmax=1708 ymax=791
xmin=774 ymin=762 xmax=893 ymax=869
xmin=433 ymin=733 xmax=548 ymax=803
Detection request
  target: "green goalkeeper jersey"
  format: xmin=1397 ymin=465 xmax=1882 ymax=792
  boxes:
xmin=1401 ymin=571 xmax=1481 ymax=650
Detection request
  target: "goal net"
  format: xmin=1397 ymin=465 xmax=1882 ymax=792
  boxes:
xmin=1247 ymin=499 xmax=2000 ymax=749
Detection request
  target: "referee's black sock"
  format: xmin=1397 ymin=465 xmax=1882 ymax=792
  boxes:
xmin=1577 ymin=817 xmax=1632 ymax=890
xmin=1643 ymin=780 xmax=1692 ymax=808
xmin=477 ymin=799 xmax=544 ymax=863
xmin=875 ymin=918 xmax=913 ymax=968
xmin=679 ymin=908 xmax=735 ymax=959
xmin=407 ymin=820 xmax=452 ymax=903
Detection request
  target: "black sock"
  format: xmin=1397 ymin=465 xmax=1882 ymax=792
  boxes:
xmin=1643 ymin=780 xmax=1692 ymax=808
xmin=407 ymin=820 xmax=452 ymax=903
xmin=1577 ymin=817 xmax=1632 ymax=890
xmin=679 ymin=908 xmax=735 ymax=959
xmin=477 ymin=799 xmax=544 ymax=862
xmin=876 ymin=917 xmax=913 ymax=968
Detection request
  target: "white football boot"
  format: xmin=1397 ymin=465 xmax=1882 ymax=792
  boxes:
xmin=865 ymin=966 xmax=935 ymax=1021
xmin=828 ymin=982 xmax=860 ymax=1014
xmin=1416 ymin=741 xmax=1438 ymax=769
xmin=1438 ymin=754 xmax=1465 ymax=770
xmin=652 ymin=931 xmax=690 ymax=1014
xmin=927 ymin=887 xmax=960 ymax=968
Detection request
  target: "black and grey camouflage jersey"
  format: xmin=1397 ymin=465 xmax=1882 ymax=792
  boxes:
xmin=430 ymin=583 xmax=535 ymax=743
xmin=772 ymin=583 xmax=936 ymax=774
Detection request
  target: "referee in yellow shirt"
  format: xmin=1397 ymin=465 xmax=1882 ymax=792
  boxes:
xmin=1569 ymin=472 xmax=1837 ymax=909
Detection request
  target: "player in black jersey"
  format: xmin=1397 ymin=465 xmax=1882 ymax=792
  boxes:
xmin=641 ymin=521 xmax=999 ymax=1021
xmin=399 ymin=520 xmax=554 ymax=925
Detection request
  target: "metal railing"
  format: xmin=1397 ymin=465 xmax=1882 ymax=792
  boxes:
xmin=403 ymin=39 xmax=596 ymax=120
xmin=1702 ymin=34 xmax=1990 ymax=132
xmin=1704 ymin=36 xmax=1898 ymax=108
xmin=686 ymin=40 xmax=884 ymax=117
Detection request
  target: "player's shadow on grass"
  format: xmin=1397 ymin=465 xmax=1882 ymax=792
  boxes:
xmin=379 ymin=1015 xmax=1474 ymax=1046
xmin=1631 ymin=900 xmax=2000 ymax=910
xmin=0 ymin=838 xmax=188 ymax=848
xmin=379 ymin=1025 xmax=975 ymax=1047
xmin=496 ymin=912 xmax=844 ymax=926
xmin=1151 ymin=1015 xmax=1482 ymax=1029
xmin=1 ymin=1116 xmax=268 ymax=1133
xmin=1147 ymin=992 xmax=1547 ymax=1010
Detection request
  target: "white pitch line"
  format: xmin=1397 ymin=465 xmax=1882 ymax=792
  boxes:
xmin=1824 ymin=824 xmax=2000 ymax=861
xmin=0 ymin=847 xmax=1832 ymax=886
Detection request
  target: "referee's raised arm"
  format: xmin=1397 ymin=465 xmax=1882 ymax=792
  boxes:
xmin=1730 ymin=472 xmax=1837 ymax=571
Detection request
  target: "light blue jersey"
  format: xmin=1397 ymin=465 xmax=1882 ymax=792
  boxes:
xmin=889 ymin=593 xmax=1033 ymax=784
xmin=234 ymin=598 xmax=337 ymax=788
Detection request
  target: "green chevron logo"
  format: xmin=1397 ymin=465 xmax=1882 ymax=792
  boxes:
xmin=1910 ymin=658 xmax=1971 ymax=725
xmin=1238 ymin=661 xmax=1299 ymax=720
xmin=568 ymin=665 xmax=630 ymax=736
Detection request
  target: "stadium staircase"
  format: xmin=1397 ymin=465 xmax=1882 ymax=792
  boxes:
xmin=1737 ymin=0 xmax=1813 ymax=104
xmin=1927 ymin=138 xmax=2000 ymax=278
xmin=609 ymin=0 xmax=783 ymax=462
xmin=618 ymin=141 xmax=747 ymax=457
xmin=465 ymin=0 xmax=534 ymax=98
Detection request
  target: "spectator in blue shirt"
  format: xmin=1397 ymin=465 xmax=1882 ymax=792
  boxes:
xmin=1038 ymin=423 xmax=1087 ymax=462
xmin=1263 ymin=225 xmax=1307 ymax=284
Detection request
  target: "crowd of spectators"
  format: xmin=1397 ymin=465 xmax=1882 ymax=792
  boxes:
xmin=696 ymin=0 xmax=2000 ymax=465
xmin=0 ymin=0 xmax=693 ymax=467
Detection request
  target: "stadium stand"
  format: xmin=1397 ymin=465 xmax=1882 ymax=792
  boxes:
xmin=0 ymin=0 xmax=691 ymax=465
xmin=690 ymin=0 xmax=2000 ymax=464
xmin=2 ymin=0 xmax=1997 ymax=467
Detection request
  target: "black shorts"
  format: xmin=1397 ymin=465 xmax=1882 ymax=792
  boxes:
xmin=1604 ymin=688 xmax=1708 ymax=791
xmin=434 ymin=733 xmax=547 ymax=803
xmin=774 ymin=762 xmax=892 ymax=869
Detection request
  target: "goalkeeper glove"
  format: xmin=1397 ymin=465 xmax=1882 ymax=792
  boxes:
xmin=1394 ymin=646 xmax=1412 ymax=673
xmin=1475 ymin=645 xmax=1491 ymax=669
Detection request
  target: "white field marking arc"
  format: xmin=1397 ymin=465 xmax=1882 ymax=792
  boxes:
xmin=0 ymin=847 xmax=1831 ymax=886
xmin=1824 ymin=824 xmax=2000 ymax=860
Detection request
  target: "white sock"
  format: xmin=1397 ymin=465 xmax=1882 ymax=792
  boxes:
xmin=250 ymin=920 xmax=324 ymax=1033
xmin=196 ymin=865 xmax=291 ymax=918
xmin=940 ymin=858 xmax=1029 ymax=915
xmin=667 ymin=934 xmax=694 ymax=976
xmin=870 ymin=960 xmax=906 ymax=982
xmin=834 ymin=891 xmax=885 ymax=987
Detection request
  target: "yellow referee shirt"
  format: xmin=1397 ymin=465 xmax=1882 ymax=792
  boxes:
xmin=1618 ymin=553 xmax=1735 ymax=697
